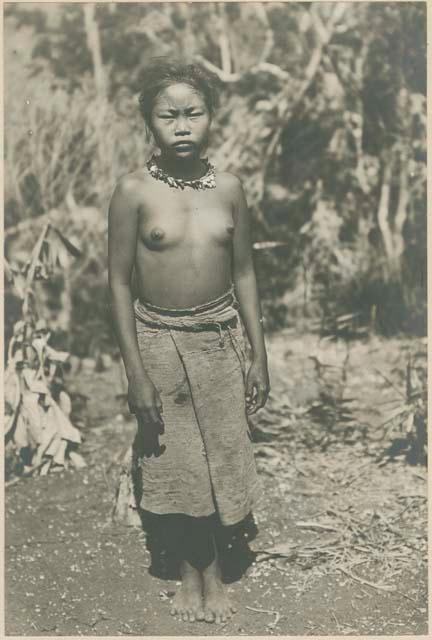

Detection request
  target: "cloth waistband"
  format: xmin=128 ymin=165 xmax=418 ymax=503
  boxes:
xmin=134 ymin=285 xmax=239 ymax=331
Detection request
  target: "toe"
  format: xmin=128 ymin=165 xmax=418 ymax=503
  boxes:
xmin=188 ymin=610 xmax=196 ymax=622
xmin=170 ymin=606 xmax=177 ymax=616
xmin=230 ymin=604 xmax=237 ymax=613
xmin=182 ymin=611 xmax=188 ymax=622
xmin=205 ymin=611 xmax=215 ymax=623
xmin=221 ymin=612 xmax=227 ymax=623
xmin=196 ymin=609 xmax=205 ymax=621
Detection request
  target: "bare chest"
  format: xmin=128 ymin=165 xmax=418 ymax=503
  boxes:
xmin=137 ymin=187 xmax=234 ymax=250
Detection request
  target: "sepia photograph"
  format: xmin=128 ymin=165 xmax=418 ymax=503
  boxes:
xmin=3 ymin=0 xmax=428 ymax=636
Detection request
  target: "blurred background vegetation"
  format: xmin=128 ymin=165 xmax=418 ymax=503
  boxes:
xmin=4 ymin=1 xmax=427 ymax=359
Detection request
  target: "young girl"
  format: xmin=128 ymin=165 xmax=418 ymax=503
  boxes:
xmin=108 ymin=60 xmax=270 ymax=624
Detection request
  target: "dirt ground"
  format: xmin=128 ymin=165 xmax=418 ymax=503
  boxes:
xmin=5 ymin=332 xmax=429 ymax=636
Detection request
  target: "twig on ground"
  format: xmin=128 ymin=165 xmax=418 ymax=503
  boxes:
xmin=338 ymin=566 xmax=396 ymax=592
xmin=394 ymin=590 xmax=421 ymax=604
xmin=268 ymin=611 xmax=281 ymax=629
xmin=246 ymin=606 xmax=277 ymax=615
xmin=330 ymin=609 xmax=341 ymax=632
xmin=245 ymin=606 xmax=281 ymax=629
xmin=296 ymin=521 xmax=340 ymax=532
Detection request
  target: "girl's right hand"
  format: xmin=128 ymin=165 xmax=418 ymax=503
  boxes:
xmin=128 ymin=376 xmax=163 ymax=426
xmin=128 ymin=377 xmax=165 ymax=457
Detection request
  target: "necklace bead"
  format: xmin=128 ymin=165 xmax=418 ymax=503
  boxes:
xmin=147 ymin=156 xmax=216 ymax=190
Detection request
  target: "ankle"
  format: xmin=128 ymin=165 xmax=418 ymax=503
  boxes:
xmin=180 ymin=560 xmax=202 ymax=581
xmin=202 ymin=560 xmax=222 ymax=586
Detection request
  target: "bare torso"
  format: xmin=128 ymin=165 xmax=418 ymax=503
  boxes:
xmin=129 ymin=168 xmax=235 ymax=308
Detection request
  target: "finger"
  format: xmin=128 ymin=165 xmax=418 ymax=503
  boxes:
xmin=155 ymin=402 xmax=164 ymax=427
xmin=155 ymin=443 xmax=166 ymax=458
xmin=246 ymin=397 xmax=258 ymax=414
xmin=148 ymin=405 xmax=163 ymax=426
xmin=245 ymin=387 xmax=256 ymax=407
xmin=245 ymin=376 xmax=255 ymax=399
xmin=158 ymin=418 xmax=165 ymax=435
xmin=255 ymin=386 xmax=266 ymax=409
xmin=156 ymin=396 xmax=164 ymax=415
xmin=248 ymin=395 xmax=262 ymax=415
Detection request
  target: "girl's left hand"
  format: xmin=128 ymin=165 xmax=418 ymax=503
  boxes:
xmin=246 ymin=359 xmax=270 ymax=414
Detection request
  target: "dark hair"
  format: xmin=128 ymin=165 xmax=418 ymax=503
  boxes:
xmin=138 ymin=58 xmax=220 ymax=127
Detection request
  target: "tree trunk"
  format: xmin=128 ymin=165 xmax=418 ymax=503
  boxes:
xmin=217 ymin=3 xmax=232 ymax=74
xmin=83 ymin=4 xmax=106 ymax=98
xmin=377 ymin=154 xmax=394 ymax=265
xmin=175 ymin=3 xmax=197 ymax=57
xmin=377 ymin=147 xmax=409 ymax=279
xmin=393 ymin=147 xmax=410 ymax=260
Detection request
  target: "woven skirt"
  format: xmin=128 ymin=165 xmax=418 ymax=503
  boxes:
xmin=133 ymin=310 xmax=261 ymax=526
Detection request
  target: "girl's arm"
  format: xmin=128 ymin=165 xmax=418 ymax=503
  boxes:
xmin=231 ymin=176 xmax=270 ymax=413
xmin=108 ymin=179 xmax=163 ymax=427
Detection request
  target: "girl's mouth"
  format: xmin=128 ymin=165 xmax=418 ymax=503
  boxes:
xmin=172 ymin=141 xmax=195 ymax=149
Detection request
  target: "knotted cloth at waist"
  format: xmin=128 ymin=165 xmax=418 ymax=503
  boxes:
xmin=133 ymin=285 xmax=240 ymax=332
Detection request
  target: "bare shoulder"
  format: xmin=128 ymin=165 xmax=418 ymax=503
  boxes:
xmin=217 ymin=171 xmax=248 ymax=220
xmin=217 ymin=170 xmax=244 ymax=197
xmin=109 ymin=168 xmax=153 ymax=213
xmin=114 ymin=167 xmax=152 ymax=196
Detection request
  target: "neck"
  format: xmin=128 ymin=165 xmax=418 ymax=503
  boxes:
xmin=157 ymin=153 xmax=206 ymax=181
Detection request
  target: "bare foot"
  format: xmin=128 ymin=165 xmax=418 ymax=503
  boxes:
xmin=170 ymin=561 xmax=205 ymax=622
xmin=202 ymin=559 xmax=237 ymax=624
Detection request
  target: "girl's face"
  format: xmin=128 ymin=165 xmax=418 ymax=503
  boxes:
xmin=150 ymin=83 xmax=211 ymax=159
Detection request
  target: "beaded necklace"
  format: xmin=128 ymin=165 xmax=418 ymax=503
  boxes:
xmin=146 ymin=155 xmax=216 ymax=190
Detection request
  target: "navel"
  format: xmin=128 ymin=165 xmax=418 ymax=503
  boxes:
xmin=150 ymin=227 xmax=165 ymax=241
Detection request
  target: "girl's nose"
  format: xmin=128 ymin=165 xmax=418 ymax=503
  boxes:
xmin=174 ymin=117 xmax=191 ymax=136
